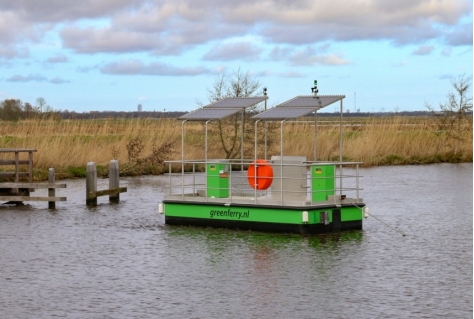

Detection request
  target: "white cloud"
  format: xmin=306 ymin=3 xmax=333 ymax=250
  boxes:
xmin=202 ymin=42 xmax=262 ymax=61
xmin=49 ymin=77 xmax=70 ymax=84
xmin=61 ymin=26 xmax=158 ymax=54
xmin=7 ymin=74 xmax=47 ymax=82
xmin=46 ymin=54 xmax=68 ymax=63
xmin=0 ymin=0 xmax=136 ymax=22
xmin=100 ymin=59 xmax=209 ymax=76
xmin=412 ymin=45 xmax=435 ymax=56
xmin=0 ymin=0 xmax=470 ymax=60
xmin=441 ymin=48 xmax=452 ymax=56
xmin=287 ymin=46 xmax=350 ymax=66
xmin=256 ymin=70 xmax=306 ymax=78
xmin=5 ymin=73 xmax=68 ymax=84
xmin=443 ymin=22 xmax=473 ymax=46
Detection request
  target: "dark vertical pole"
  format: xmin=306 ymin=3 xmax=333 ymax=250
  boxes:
xmin=14 ymin=151 xmax=19 ymax=183
xmin=86 ymin=162 xmax=97 ymax=206
xmin=109 ymin=160 xmax=119 ymax=203
xmin=28 ymin=151 xmax=34 ymax=183
xmin=332 ymin=209 xmax=341 ymax=232
xmin=48 ymin=168 xmax=55 ymax=209
xmin=13 ymin=151 xmax=19 ymax=194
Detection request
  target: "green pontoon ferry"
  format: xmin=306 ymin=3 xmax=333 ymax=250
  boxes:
xmin=161 ymin=87 xmax=367 ymax=234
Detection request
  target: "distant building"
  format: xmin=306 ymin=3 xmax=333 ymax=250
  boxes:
xmin=138 ymin=104 xmax=142 ymax=112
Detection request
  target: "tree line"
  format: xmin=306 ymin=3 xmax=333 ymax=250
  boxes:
xmin=0 ymin=98 xmax=187 ymax=121
xmin=0 ymin=98 xmax=54 ymax=121
xmin=1 ymin=98 xmax=467 ymax=122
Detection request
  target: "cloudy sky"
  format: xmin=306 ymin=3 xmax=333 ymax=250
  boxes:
xmin=0 ymin=0 xmax=472 ymax=113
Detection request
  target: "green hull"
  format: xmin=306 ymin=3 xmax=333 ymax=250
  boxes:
xmin=163 ymin=200 xmax=364 ymax=234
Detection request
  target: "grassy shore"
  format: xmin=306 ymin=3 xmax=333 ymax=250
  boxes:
xmin=0 ymin=116 xmax=472 ymax=180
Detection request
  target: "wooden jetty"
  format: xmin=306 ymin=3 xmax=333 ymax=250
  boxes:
xmin=0 ymin=149 xmax=66 ymax=207
xmin=1 ymin=149 xmax=127 ymax=208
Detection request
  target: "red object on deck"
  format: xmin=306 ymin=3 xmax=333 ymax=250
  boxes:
xmin=247 ymin=159 xmax=273 ymax=190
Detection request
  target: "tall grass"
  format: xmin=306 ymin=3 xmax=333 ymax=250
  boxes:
xmin=279 ymin=116 xmax=472 ymax=165
xmin=0 ymin=116 xmax=472 ymax=179
xmin=0 ymin=118 xmax=180 ymax=178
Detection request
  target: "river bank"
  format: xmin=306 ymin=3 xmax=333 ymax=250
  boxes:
xmin=0 ymin=117 xmax=472 ymax=180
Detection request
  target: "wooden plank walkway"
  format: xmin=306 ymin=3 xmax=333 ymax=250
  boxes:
xmin=1 ymin=151 xmax=127 ymax=208
xmin=0 ymin=150 xmax=67 ymax=207
xmin=0 ymin=182 xmax=66 ymax=189
xmin=0 ymin=195 xmax=66 ymax=202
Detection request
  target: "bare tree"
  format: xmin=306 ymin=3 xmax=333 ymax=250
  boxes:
xmin=205 ymin=68 xmax=271 ymax=159
xmin=426 ymin=74 xmax=473 ymax=155
xmin=35 ymin=97 xmax=48 ymax=113
xmin=206 ymin=68 xmax=260 ymax=101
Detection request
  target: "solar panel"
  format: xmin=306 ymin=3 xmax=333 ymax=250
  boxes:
xmin=252 ymin=107 xmax=317 ymax=120
xmin=179 ymin=95 xmax=344 ymax=121
xmin=204 ymin=96 xmax=267 ymax=108
xmin=178 ymin=96 xmax=267 ymax=121
xmin=251 ymin=95 xmax=344 ymax=120
xmin=279 ymin=95 xmax=345 ymax=108
xmin=179 ymin=108 xmax=242 ymax=121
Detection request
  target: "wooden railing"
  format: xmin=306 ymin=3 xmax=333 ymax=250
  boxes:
xmin=0 ymin=151 xmax=127 ymax=208
xmin=0 ymin=149 xmax=67 ymax=207
xmin=0 ymin=148 xmax=36 ymax=182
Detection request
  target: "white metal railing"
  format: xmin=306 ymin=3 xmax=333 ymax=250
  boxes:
xmin=164 ymin=159 xmax=363 ymax=206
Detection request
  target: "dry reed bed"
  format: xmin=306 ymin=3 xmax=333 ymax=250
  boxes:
xmin=0 ymin=119 xmax=180 ymax=174
xmin=0 ymin=116 xmax=472 ymax=178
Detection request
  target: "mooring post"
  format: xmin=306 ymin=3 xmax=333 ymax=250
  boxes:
xmin=86 ymin=162 xmax=97 ymax=206
xmin=109 ymin=160 xmax=120 ymax=203
xmin=48 ymin=168 xmax=55 ymax=209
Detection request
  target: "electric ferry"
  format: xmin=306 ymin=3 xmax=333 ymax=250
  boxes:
xmin=160 ymin=88 xmax=367 ymax=234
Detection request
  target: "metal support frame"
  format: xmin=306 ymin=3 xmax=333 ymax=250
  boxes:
xmin=339 ymin=99 xmax=344 ymax=196
xmin=181 ymin=120 xmax=187 ymax=200
xmin=264 ymin=95 xmax=268 ymax=160
xmin=241 ymin=110 xmax=244 ymax=161
xmin=314 ymin=110 xmax=318 ymax=161
xmin=279 ymin=120 xmax=287 ymax=203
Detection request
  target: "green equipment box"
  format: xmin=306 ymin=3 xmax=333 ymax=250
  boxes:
xmin=311 ymin=165 xmax=335 ymax=202
xmin=207 ymin=162 xmax=229 ymax=198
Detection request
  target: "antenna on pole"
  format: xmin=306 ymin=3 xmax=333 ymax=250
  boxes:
xmin=311 ymin=80 xmax=321 ymax=106
xmin=311 ymin=80 xmax=318 ymax=97
xmin=263 ymin=87 xmax=267 ymax=110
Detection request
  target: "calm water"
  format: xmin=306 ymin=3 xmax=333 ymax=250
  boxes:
xmin=0 ymin=163 xmax=472 ymax=319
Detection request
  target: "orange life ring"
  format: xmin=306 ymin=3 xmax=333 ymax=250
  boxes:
xmin=247 ymin=159 xmax=273 ymax=190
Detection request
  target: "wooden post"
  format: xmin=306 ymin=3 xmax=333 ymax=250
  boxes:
xmin=109 ymin=160 xmax=119 ymax=203
xmin=28 ymin=151 xmax=34 ymax=183
xmin=13 ymin=151 xmax=19 ymax=193
xmin=14 ymin=151 xmax=19 ymax=183
xmin=48 ymin=168 xmax=55 ymax=209
xmin=86 ymin=162 xmax=97 ymax=206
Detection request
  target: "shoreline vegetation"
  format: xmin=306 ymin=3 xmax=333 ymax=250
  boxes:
xmin=0 ymin=116 xmax=472 ymax=181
